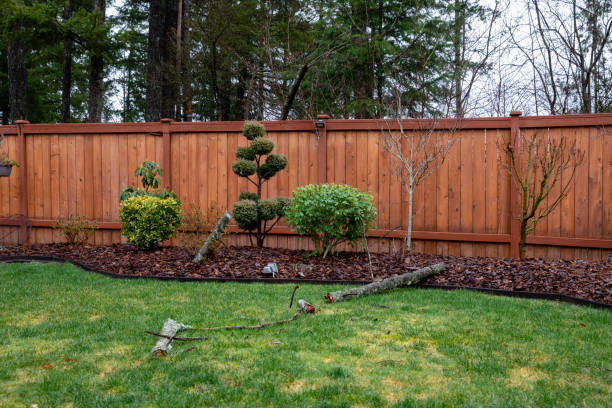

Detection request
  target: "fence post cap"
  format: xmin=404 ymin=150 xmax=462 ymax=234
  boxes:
xmin=14 ymin=120 xmax=30 ymax=124
xmin=316 ymin=114 xmax=330 ymax=120
xmin=509 ymin=111 xmax=522 ymax=117
xmin=160 ymin=118 xmax=173 ymax=123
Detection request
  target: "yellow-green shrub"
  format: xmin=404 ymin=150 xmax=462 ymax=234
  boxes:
xmin=119 ymin=195 xmax=182 ymax=249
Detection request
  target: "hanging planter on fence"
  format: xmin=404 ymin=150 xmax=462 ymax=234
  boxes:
xmin=0 ymin=164 xmax=13 ymax=177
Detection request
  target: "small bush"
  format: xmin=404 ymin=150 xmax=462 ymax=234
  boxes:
xmin=285 ymin=183 xmax=377 ymax=257
xmin=177 ymin=202 xmax=226 ymax=256
xmin=233 ymin=199 xmax=258 ymax=231
xmin=232 ymin=159 xmax=257 ymax=177
xmin=120 ymin=195 xmax=182 ymax=250
xmin=250 ymin=138 xmax=275 ymax=155
xmin=242 ymin=121 xmax=266 ymax=140
xmin=235 ymin=146 xmax=256 ymax=161
xmin=259 ymin=153 xmax=288 ymax=179
xmin=53 ymin=214 xmax=98 ymax=244
xmin=238 ymin=191 xmax=258 ymax=201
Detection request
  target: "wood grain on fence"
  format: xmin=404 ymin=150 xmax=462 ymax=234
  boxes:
xmin=1 ymin=114 xmax=611 ymax=260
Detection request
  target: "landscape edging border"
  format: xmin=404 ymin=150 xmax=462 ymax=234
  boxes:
xmin=0 ymin=255 xmax=609 ymax=310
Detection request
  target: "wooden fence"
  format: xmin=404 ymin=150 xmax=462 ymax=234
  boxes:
xmin=0 ymin=113 xmax=611 ymax=260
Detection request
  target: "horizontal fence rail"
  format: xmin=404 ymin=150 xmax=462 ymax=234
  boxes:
xmin=1 ymin=113 xmax=611 ymax=260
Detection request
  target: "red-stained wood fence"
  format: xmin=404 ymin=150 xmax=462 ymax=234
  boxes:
xmin=0 ymin=113 xmax=611 ymax=260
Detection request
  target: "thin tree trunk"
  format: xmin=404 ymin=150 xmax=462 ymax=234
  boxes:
xmin=145 ymin=0 xmax=164 ymax=121
xmin=8 ymin=32 xmax=27 ymax=122
xmin=88 ymin=0 xmax=105 ymax=122
xmin=181 ymin=0 xmax=192 ymax=122
xmin=280 ymin=64 xmax=308 ymax=120
xmin=406 ymin=185 xmax=413 ymax=252
xmin=61 ymin=0 xmax=74 ymax=123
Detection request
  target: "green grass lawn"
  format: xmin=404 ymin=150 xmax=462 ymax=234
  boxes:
xmin=0 ymin=262 xmax=610 ymax=408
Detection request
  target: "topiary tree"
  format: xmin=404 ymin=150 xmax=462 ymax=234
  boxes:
xmin=232 ymin=121 xmax=289 ymax=247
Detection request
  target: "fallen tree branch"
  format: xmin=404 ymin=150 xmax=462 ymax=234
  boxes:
xmin=324 ymin=263 xmax=445 ymax=302
xmin=146 ymin=331 xmax=210 ymax=341
xmin=193 ymin=211 xmax=231 ymax=263
xmin=148 ymin=300 xmax=316 ymax=355
xmin=150 ymin=318 xmax=193 ymax=356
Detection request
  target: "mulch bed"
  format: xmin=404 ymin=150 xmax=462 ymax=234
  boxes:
xmin=1 ymin=243 xmax=611 ymax=305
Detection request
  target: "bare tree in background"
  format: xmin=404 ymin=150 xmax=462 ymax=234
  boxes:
xmin=508 ymin=0 xmax=612 ymax=114
xmin=381 ymin=82 xmax=459 ymax=254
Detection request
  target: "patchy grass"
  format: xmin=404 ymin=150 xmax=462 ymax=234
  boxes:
xmin=0 ymin=262 xmax=610 ymax=408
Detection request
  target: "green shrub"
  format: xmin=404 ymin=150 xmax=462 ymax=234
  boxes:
xmin=250 ymin=138 xmax=275 ymax=155
xmin=238 ymin=191 xmax=258 ymax=201
xmin=242 ymin=121 xmax=266 ymax=140
xmin=235 ymin=146 xmax=256 ymax=161
xmin=120 ymin=195 xmax=182 ymax=249
xmin=119 ymin=161 xmax=176 ymax=202
xmin=232 ymin=159 xmax=257 ymax=177
xmin=285 ymin=183 xmax=377 ymax=257
xmin=233 ymin=199 xmax=258 ymax=231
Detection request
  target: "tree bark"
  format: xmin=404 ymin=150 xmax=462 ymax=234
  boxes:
xmin=150 ymin=318 xmax=193 ymax=356
xmin=193 ymin=211 xmax=231 ymax=262
xmin=280 ymin=64 xmax=308 ymax=120
xmin=146 ymin=0 xmax=178 ymax=121
xmin=88 ymin=0 xmax=106 ymax=122
xmin=61 ymin=0 xmax=74 ymax=123
xmin=8 ymin=31 xmax=28 ymax=123
xmin=324 ymin=263 xmax=445 ymax=302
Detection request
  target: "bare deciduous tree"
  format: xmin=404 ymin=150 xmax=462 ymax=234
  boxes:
xmin=381 ymin=108 xmax=458 ymax=254
xmin=501 ymin=131 xmax=584 ymax=259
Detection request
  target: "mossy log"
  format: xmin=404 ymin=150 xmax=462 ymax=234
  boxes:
xmin=324 ymin=263 xmax=445 ymax=302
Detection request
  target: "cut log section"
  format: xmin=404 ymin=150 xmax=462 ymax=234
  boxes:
xmin=324 ymin=263 xmax=445 ymax=303
xmin=193 ymin=211 xmax=231 ymax=263
xmin=150 ymin=318 xmax=193 ymax=356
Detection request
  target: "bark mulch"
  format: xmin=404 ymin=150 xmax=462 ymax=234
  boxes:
xmin=0 ymin=243 xmax=610 ymax=305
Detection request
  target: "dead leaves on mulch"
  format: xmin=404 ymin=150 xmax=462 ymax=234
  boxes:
xmin=1 ymin=243 xmax=610 ymax=304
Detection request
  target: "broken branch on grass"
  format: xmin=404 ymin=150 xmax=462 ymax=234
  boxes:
xmin=289 ymin=285 xmax=299 ymax=309
xmin=324 ymin=263 xmax=445 ymax=302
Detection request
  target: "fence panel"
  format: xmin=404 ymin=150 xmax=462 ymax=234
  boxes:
xmin=0 ymin=115 xmax=610 ymax=259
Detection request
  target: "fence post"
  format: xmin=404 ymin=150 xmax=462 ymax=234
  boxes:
xmin=161 ymin=118 xmax=173 ymax=191
xmin=316 ymin=114 xmax=329 ymax=184
xmin=15 ymin=120 xmax=29 ymax=245
xmin=509 ymin=111 xmax=522 ymax=258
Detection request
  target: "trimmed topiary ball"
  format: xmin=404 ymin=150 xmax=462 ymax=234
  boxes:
xmin=274 ymin=196 xmax=291 ymax=217
xmin=259 ymin=154 xmax=288 ymax=179
xmin=242 ymin=121 xmax=266 ymax=140
xmin=257 ymin=199 xmax=278 ymax=221
xmin=233 ymin=199 xmax=258 ymax=230
xmin=236 ymin=146 xmax=256 ymax=161
xmin=238 ymin=191 xmax=258 ymax=201
xmin=250 ymin=138 xmax=275 ymax=155
xmin=232 ymin=159 xmax=257 ymax=177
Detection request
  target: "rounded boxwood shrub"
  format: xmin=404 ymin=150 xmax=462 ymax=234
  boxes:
xmin=259 ymin=153 xmax=288 ymax=179
xmin=233 ymin=199 xmax=258 ymax=231
xmin=250 ymin=138 xmax=275 ymax=155
xmin=235 ymin=146 xmax=256 ymax=161
xmin=232 ymin=159 xmax=257 ymax=177
xmin=120 ymin=195 xmax=182 ymax=249
xmin=238 ymin=191 xmax=258 ymax=201
xmin=242 ymin=121 xmax=266 ymax=140
xmin=285 ymin=183 xmax=377 ymax=257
